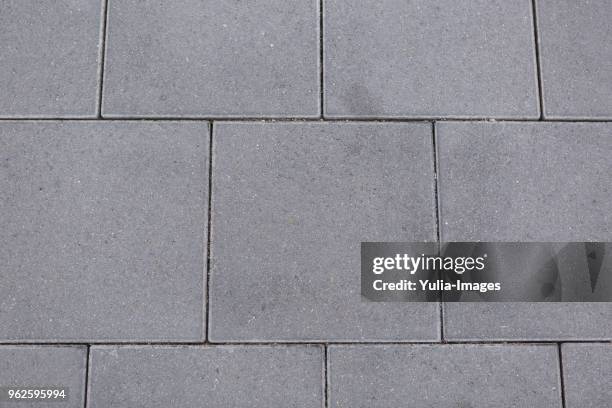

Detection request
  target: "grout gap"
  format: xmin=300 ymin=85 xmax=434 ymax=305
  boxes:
xmin=432 ymin=122 xmax=441 ymax=243
xmin=0 ymin=340 xmax=610 ymax=346
xmin=323 ymin=345 xmax=328 ymax=408
xmin=1 ymin=117 xmax=612 ymax=122
xmin=432 ymin=122 xmax=444 ymax=342
xmin=205 ymin=122 xmax=214 ymax=342
xmin=83 ymin=345 xmax=90 ymax=408
xmin=557 ymin=343 xmax=567 ymax=408
xmin=96 ymin=0 xmax=110 ymax=118
xmin=531 ymin=0 xmax=545 ymax=120
xmin=319 ymin=0 xmax=324 ymax=118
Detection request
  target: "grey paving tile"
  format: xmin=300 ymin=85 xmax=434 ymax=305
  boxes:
xmin=329 ymin=345 xmax=562 ymax=408
xmin=443 ymin=304 xmax=612 ymax=341
xmin=0 ymin=346 xmax=86 ymax=408
xmin=437 ymin=122 xmax=612 ymax=241
xmin=0 ymin=122 xmax=208 ymax=342
xmin=324 ymin=0 xmax=539 ymax=119
xmin=210 ymin=122 xmax=438 ymax=342
xmin=437 ymin=122 xmax=612 ymax=340
xmin=537 ymin=0 xmax=612 ymax=119
xmin=0 ymin=1 xmax=102 ymax=118
xmin=102 ymin=0 xmax=319 ymax=118
xmin=562 ymin=343 xmax=612 ymax=408
xmin=89 ymin=346 xmax=323 ymax=408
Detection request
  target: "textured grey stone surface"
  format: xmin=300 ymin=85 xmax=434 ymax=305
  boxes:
xmin=1 ymin=0 xmax=611 ymax=400
xmin=0 ymin=346 xmax=86 ymax=408
xmin=537 ymin=0 xmax=612 ymax=119
xmin=210 ymin=122 xmax=438 ymax=341
xmin=102 ymin=0 xmax=319 ymax=117
xmin=0 ymin=0 xmax=102 ymax=118
xmin=0 ymin=122 xmax=208 ymax=342
xmin=329 ymin=345 xmax=562 ymax=408
xmin=89 ymin=346 xmax=323 ymax=408
xmin=324 ymin=0 xmax=539 ymax=118
xmin=438 ymin=122 xmax=612 ymax=340
xmin=562 ymin=343 xmax=612 ymax=408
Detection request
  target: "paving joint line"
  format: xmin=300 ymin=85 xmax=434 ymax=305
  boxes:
xmin=1 ymin=117 xmax=611 ymax=123
xmin=83 ymin=345 xmax=90 ymax=408
xmin=432 ymin=122 xmax=441 ymax=245
xmin=531 ymin=0 xmax=545 ymax=120
xmin=432 ymin=122 xmax=445 ymax=342
xmin=2 ymin=340 xmax=611 ymax=347
xmin=557 ymin=343 xmax=567 ymax=408
xmin=319 ymin=0 xmax=324 ymax=118
xmin=96 ymin=0 xmax=110 ymax=118
xmin=323 ymin=345 xmax=329 ymax=408
xmin=204 ymin=123 xmax=214 ymax=342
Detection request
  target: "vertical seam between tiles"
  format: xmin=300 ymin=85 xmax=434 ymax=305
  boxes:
xmin=319 ymin=0 xmax=325 ymax=117
xmin=97 ymin=0 xmax=110 ymax=118
xmin=205 ymin=123 xmax=214 ymax=342
xmin=557 ymin=344 xmax=567 ymax=408
xmin=324 ymin=345 xmax=329 ymax=408
xmin=432 ymin=122 xmax=441 ymax=244
xmin=531 ymin=0 xmax=545 ymax=120
xmin=83 ymin=345 xmax=91 ymax=408
xmin=432 ymin=122 xmax=444 ymax=342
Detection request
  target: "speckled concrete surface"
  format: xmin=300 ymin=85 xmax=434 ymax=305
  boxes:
xmin=1 ymin=1 xmax=610 ymax=407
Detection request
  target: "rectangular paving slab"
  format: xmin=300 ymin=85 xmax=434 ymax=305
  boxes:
xmin=102 ymin=0 xmax=319 ymax=117
xmin=324 ymin=0 xmax=539 ymax=118
xmin=329 ymin=345 xmax=562 ymax=408
xmin=437 ymin=122 xmax=612 ymax=340
xmin=0 ymin=0 xmax=102 ymax=117
xmin=0 ymin=121 xmax=208 ymax=342
xmin=0 ymin=346 xmax=86 ymax=408
xmin=537 ymin=0 xmax=612 ymax=119
xmin=88 ymin=346 xmax=323 ymax=408
xmin=562 ymin=343 xmax=612 ymax=408
xmin=210 ymin=122 xmax=439 ymax=342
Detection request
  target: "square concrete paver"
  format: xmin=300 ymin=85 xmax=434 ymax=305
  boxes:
xmin=562 ymin=343 xmax=612 ymax=408
xmin=537 ymin=0 xmax=612 ymax=119
xmin=437 ymin=122 xmax=612 ymax=340
xmin=0 ymin=122 xmax=208 ymax=342
xmin=324 ymin=0 xmax=539 ymax=118
xmin=329 ymin=345 xmax=562 ymax=407
xmin=0 ymin=346 xmax=86 ymax=408
xmin=88 ymin=346 xmax=323 ymax=408
xmin=0 ymin=0 xmax=102 ymax=117
xmin=102 ymin=0 xmax=319 ymax=117
xmin=210 ymin=122 xmax=438 ymax=342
